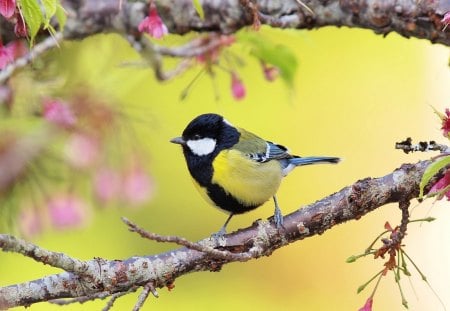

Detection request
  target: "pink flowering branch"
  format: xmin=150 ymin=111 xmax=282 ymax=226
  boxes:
xmin=0 ymin=0 xmax=449 ymax=84
xmin=0 ymin=159 xmax=443 ymax=309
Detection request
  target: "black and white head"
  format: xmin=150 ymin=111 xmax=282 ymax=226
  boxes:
xmin=170 ymin=113 xmax=239 ymax=158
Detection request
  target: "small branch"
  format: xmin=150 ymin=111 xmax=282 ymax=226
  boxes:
xmin=395 ymin=137 xmax=450 ymax=154
xmin=132 ymin=282 xmax=158 ymax=311
xmin=157 ymin=0 xmax=450 ymax=45
xmin=50 ymin=291 xmax=116 ymax=306
xmin=122 ymin=217 xmax=252 ymax=262
xmin=0 ymin=160 xmax=442 ymax=308
xmin=1 ymin=0 xmax=449 ymax=84
xmin=102 ymin=290 xmax=136 ymax=311
xmin=0 ymin=33 xmax=63 ymax=84
xmin=0 ymin=234 xmax=89 ymax=275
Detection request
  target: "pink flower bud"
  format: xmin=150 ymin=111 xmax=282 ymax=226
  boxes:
xmin=358 ymin=297 xmax=373 ymax=311
xmin=441 ymin=108 xmax=450 ymax=138
xmin=138 ymin=3 xmax=168 ymax=39
xmin=0 ymin=0 xmax=16 ymax=19
xmin=64 ymin=133 xmax=100 ymax=169
xmin=442 ymin=12 xmax=450 ymax=30
xmin=94 ymin=167 xmax=121 ymax=203
xmin=14 ymin=12 xmax=27 ymax=37
xmin=18 ymin=208 xmax=42 ymax=238
xmin=231 ymin=72 xmax=246 ymax=100
xmin=122 ymin=164 xmax=153 ymax=206
xmin=47 ymin=195 xmax=89 ymax=229
xmin=262 ymin=63 xmax=279 ymax=82
xmin=0 ymin=42 xmax=14 ymax=69
xmin=42 ymin=98 xmax=76 ymax=128
xmin=429 ymin=170 xmax=450 ymax=200
xmin=0 ymin=40 xmax=26 ymax=69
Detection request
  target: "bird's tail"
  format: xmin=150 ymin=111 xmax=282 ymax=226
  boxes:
xmin=289 ymin=156 xmax=341 ymax=166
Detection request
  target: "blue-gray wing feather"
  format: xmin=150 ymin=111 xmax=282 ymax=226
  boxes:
xmin=248 ymin=141 xmax=290 ymax=162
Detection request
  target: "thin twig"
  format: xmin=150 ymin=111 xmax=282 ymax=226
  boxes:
xmin=150 ymin=34 xmax=232 ymax=58
xmin=50 ymin=292 xmax=111 ymax=305
xmin=0 ymin=234 xmax=89 ymax=275
xmin=102 ymin=292 xmax=127 ymax=311
xmin=132 ymin=282 xmax=158 ymax=311
xmin=121 ymin=217 xmax=252 ymax=261
xmin=0 ymin=33 xmax=63 ymax=84
xmin=395 ymin=137 xmax=449 ymax=154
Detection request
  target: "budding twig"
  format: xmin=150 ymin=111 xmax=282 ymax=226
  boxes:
xmin=395 ymin=137 xmax=449 ymax=154
xmin=121 ymin=217 xmax=252 ymax=261
xmin=0 ymin=33 xmax=63 ymax=84
xmin=132 ymin=282 xmax=158 ymax=311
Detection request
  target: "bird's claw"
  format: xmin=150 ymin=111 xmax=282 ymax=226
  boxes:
xmin=274 ymin=207 xmax=284 ymax=229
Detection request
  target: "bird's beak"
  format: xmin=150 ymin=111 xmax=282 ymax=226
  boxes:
xmin=170 ymin=137 xmax=186 ymax=145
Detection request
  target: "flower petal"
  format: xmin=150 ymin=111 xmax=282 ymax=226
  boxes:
xmin=0 ymin=0 xmax=16 ymax=19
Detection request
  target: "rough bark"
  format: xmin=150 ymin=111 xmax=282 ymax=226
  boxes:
xmin=0 ymin=160 xmax=438 ymax=309
xmin=0 ymin=0 xmax=448 ymax=45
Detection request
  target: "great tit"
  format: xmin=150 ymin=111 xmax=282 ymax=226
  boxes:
xmin=171 ymin=113 xmax=340 ymax=235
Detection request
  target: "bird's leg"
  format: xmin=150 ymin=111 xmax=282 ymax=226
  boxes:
xmin=273 ymin=195 xmax=284 ymax=229
xmin=212 ymin=213 xmax=234 ymax=238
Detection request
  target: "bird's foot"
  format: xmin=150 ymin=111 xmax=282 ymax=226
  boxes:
xmin=273 ymin=207 xmax=284 ymax=229
xmin=210 ymin=227 xmax=227 ymax=246
xmin=273 ymin=196 xmax=284 ymax=230
xmin=211 ymin=227 xmax=226 ymax=239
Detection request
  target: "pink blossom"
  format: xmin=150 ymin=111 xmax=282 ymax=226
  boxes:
xmin=18 ymin=208 xmax=42 ymax=238
xmin=14 ymin=12 xmax=27 ymax=37
xmin=47 ymin=195 xmax=89 ymax=229
xmin=358 ymin=297 xmax=373 ymax=311
xmin=441 ymin=108 xmax=450 ymax=138
xmin=0 ymin=42 xmax=14 ymax=69
xmin=94 ymin=167 xmax=121 ymax=203
xmin=138 ymin=3 xmax=168 ymax=39
xmin=429 ymin=170 xmax=450 ymax=200
xmin=0 ymin=0 xmax=16 ymax=19
xmin=64 ymin=133 xmax=100 ymax=168
xmin=231 ymin=72 xmax=246 ymax=100
xmin=122 ymin=164 xmax=153 ymax=205
xmin=42 ymin=98 xmax=77 ymax=128
xmin=262 ymin=62 xmax=279 ymax=82
xmin=442 ymin=12 xmax=450 ymax=31
xmin=0 ymin=40 xmax=26 ymax=69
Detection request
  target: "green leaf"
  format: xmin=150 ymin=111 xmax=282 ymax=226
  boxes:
xmin=192 ymin=0 xmax=204 ymax=20
xmin=41 ymin=0 xmax=57 ymax=25
xmin=18 ymin=0 xmax=44 ymax=43
xmin=237 ymin=31 xmax=298 ymax=87
xmin=55 ymin=2 xmax=67 ymax=31
xmin=431 ymin=105 xmax=445 ymax=121
xmin=419 ymin=155 xmax=450 ymax=199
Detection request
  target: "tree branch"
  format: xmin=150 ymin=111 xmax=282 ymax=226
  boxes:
xmin=0 ymin=159 xmax=439 ymax=309
xmin=158 ymin=0 xmax=450 ymax=44
xmin=55 ymin=0 xmax=450 ymax=46
xmin=1 ymin=0 xmax=448 ymax=83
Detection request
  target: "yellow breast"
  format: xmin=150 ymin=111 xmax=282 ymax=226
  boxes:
xmin=211 ymin=150 xmax=283 ymax=206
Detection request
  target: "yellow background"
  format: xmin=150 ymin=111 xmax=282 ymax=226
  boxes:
xmin=1 ymin=25 xmax=450 ymax=310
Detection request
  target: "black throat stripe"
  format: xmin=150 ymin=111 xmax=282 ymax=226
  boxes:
xmin=206 ymin=183 xmax=261 ymax=214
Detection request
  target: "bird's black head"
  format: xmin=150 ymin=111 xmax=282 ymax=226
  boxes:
xmin=171 ymin=113 xmax=240 ymax=158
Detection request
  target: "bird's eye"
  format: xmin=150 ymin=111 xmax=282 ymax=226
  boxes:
xmin=193 ymin=134 xmax=202 ymax=140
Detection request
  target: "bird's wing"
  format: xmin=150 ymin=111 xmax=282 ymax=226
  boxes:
xmin=252 ymin=141 xmax=291 ymax=162
xmin=233 ymin=128 xmax=291 ymax=163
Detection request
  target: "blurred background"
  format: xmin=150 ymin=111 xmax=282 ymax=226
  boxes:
xmin=1 ymin=25 xmax=450 ymax=310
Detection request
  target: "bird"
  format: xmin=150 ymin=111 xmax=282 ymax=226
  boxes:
xmin=170 ymin=113 xmax=340 ymax=236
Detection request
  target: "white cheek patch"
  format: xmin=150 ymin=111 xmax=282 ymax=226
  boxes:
xmin=187 ymin=138 xmax=217 ymax=156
